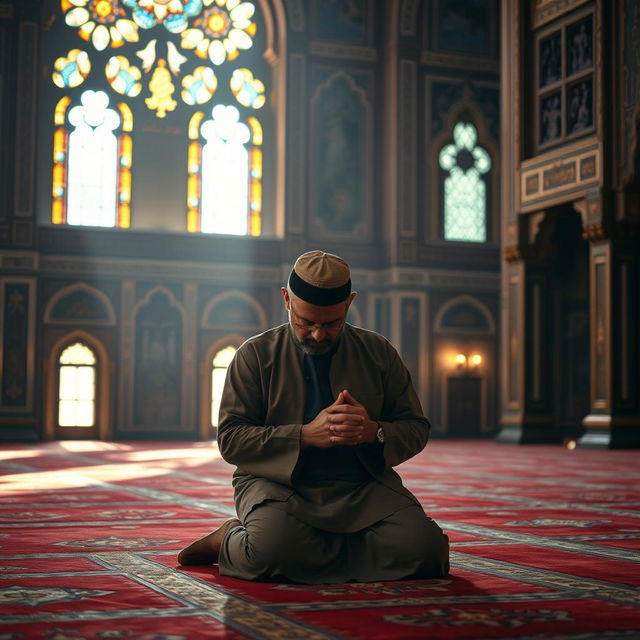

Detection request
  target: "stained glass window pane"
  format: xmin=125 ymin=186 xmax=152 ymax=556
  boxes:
xmin=58 ymin=343 xmax=96 ymax=428
xmin=439 ymin=122 xmax=491 ymax=243
xmin=201 ymin=105 xmax=250 ymax=234
xmin=49 ymin=0 xmax=267 ymax=234
xmin=67 ymin=91 xmax=119 ymax=227
xmin=211 ymin=346 xmax=237 ymax=427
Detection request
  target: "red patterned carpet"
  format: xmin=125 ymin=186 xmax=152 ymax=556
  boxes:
xmin=1 ymin=439 xmax=639 ymax=639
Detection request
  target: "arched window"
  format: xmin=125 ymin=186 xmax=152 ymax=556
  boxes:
xmin=47 ymin=0 xmax=272 ymax=234
xmin=189 ymin=105 xmax=263 ymax=235
xmin=439 ymin=121 xmax=491 ymax=243
xmin=211 ymin=345 xmax=236 ymax=427
xmin=184 ymin=0 xmax=268 ymax=235
xmin=52 ymin=91 xmax=132 ymax=227
xmin=58 ymin=342 xmax=97 ymax=428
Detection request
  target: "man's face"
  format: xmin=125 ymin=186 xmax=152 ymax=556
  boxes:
xmin=282 ymin=289 xmax=353 ymax=355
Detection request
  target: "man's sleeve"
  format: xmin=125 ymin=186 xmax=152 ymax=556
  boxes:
xmin=361 ymin=345 xmax=430 ymax=471
xmin=216 ymin=346 xmax=301 ymax=486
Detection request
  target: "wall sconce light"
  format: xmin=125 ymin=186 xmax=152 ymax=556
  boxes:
xmin=455 ymin=353 xmax=483 ymax=372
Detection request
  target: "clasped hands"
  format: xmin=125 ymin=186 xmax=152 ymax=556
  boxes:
xmin=300 ymin=389 xmax=378 ymax=449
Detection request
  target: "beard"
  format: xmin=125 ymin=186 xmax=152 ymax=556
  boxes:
xmin=289 ymin=316 xmax=343 ymax=355
xmin=296 ymin=336 xmax=336 ymax=355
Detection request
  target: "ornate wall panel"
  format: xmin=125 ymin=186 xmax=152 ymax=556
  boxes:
xmin=399 ymin=60 xmax=417 ymax=240
xmin=286 ymin=54 xmax=306 ymax=234
xmin=619 ymin=0 xmax=640 ymax=187
xmin=0 ymin=278 xmax=35 ymax=412
xmin=133 ymin=289 xmax=184 ymax=429
xmin=309 ymin=70 xmax=373 ymax=240
xmin=13 ymin=21 xmax=36 ymax=222
xmin=520 ymin=140 xmax=601 ymax=211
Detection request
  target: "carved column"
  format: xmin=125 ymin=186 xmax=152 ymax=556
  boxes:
xmin=498 ymin=212 xmax=560 ymax=443
xmin=578 ymin=195 xmax=640 ymax=448
xmin=0 ymin=4 xmax=39 ymax=442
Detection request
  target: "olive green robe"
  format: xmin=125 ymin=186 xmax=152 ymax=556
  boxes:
xmin=217 ymin=323 xmax=431 ymax=529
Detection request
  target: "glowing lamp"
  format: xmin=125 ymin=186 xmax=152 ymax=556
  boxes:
xmin=469 ymin=354 xmax=482 ymax=367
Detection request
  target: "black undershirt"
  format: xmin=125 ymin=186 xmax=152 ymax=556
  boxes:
xmin=295 ymin=350 xmax=369 ymax=484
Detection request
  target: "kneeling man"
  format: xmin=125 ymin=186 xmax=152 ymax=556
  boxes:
xmin=178 ymin=250 xmax=449 ymax=583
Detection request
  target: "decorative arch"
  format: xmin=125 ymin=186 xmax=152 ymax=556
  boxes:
xmin=44 ymin=282 xmax=116 ymax=326
xmin=201 ymin=290 xmax=268 ymax=331
xmin=200 ymin=333 xmax=246 ymax=439
xmin=133 ymin=285 xmax=186 ymax=317
xmin=44 ymin=329 xmax=112 ymax=440
xmin=430 ymin=102 xmax=500 ymax=244
xmin=434 ymin=295 xmax=496 ymax=335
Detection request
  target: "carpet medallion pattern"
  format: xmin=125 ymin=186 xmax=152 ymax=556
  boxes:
xmin=0 ymin=440 xmax=638 ymax=639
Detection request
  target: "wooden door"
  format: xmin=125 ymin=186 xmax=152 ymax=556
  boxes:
xmin=447 ymin=376 xmax=482 ymax=436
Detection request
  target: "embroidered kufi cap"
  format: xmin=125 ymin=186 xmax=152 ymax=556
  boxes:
xmin=288 ymin=250 xmax=351 ymax=306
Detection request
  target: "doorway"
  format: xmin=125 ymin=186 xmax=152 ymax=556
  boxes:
xmin=446 ymin=376 xmax=482 ymax=436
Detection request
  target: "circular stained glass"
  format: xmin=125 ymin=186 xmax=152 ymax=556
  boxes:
xmin=52 ymin=49 xmax=91 ymax=88
xmin=230 ymin=68 xmax=265 ymax=109
xmin=182 ymin=66 xmax=218 ymax=105
xmin=105 ymin=56 xmax=142 ymax=97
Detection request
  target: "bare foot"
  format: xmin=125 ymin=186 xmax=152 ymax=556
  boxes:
xmin=177 ymin=517 xmax=241 ymax=566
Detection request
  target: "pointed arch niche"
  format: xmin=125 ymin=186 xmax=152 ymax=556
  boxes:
xmin=44 ymin=282 xmax=116 ymax=326
xmin=200 ymin=334 xmax=246 ymax=439
xmin=44 ymin=330 xmax=112 ymax=440
xmin=433 ymin=295 xmax=496 ymax=436
xmin=201 ymin=290 xmax=268 ymax=332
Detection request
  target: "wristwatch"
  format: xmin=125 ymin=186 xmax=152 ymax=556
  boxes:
xmin=376 ymin=426 xmax=385 ymax=444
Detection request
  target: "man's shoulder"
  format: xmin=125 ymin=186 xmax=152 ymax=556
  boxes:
xmin=238 ymin=324 xmax=290 ymax=354
xmin=344 ymin=324 xmax=394 ymax=352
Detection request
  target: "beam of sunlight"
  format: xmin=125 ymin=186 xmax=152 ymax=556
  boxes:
xmin=0 ymin=444 xmax=223 ymax=495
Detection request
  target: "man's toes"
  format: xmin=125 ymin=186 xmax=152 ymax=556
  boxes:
xmin=177 ymin=518 xmax=241 ymax=566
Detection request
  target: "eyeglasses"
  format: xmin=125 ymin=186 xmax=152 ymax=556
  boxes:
xmin=289 ymin=306 xmax=346 ymax=333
